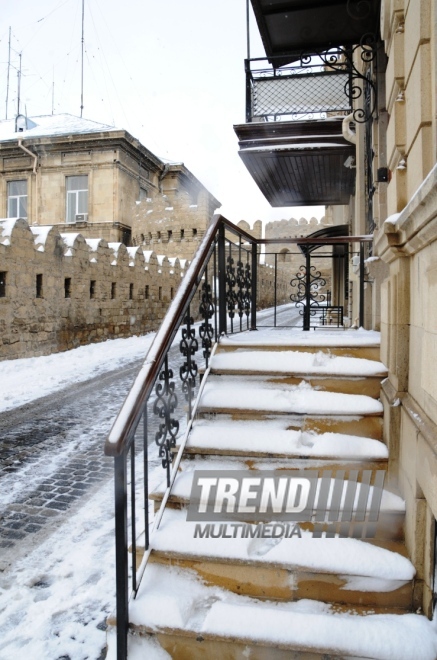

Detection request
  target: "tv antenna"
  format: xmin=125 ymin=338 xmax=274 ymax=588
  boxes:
xmin=80 ymin=0 xmax=84 ymax=117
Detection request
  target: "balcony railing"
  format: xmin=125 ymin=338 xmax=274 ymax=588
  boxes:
xmin=245 ymin=55 xmax=353 ymax=123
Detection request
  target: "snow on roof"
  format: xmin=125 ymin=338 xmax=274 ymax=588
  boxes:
xmin=0 ymin=113 xmax=119 ymax=142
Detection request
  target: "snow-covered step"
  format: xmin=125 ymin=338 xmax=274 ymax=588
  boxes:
xmin=145 ymin=509 xmax=412 ymax=610
xmin=209 ymin=350 xmax=386 ymax=398
xmin=184 ymin=418 xmax=388 ymax=460
xmin=115 ymin=563 xmax=437 ymax=660
xmin=198 ymin=375 xmax=383 ymax=425
xmin=149 ymin=458 xmax=404 ymax=541
xmin=211 ymin=349 xmax=387 ymax=378
xmin=218 ymin=328 xmax=382 ymax=361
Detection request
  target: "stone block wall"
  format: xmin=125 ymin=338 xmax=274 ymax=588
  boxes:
xmin=0 ymin=218 xmax=289 ymax=360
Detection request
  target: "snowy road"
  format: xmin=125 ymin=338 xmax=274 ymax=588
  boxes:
xmin=0 ymin=336 xmax=186 ymax=660
xmin=0 ymin=304 xmax=300 ymax=659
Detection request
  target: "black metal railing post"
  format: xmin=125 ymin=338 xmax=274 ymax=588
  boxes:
xmin=359 ymin=241 xmax=365 ymax=328
xmin=114 ymin=454 xmax=128 ymax=660
xmin=218 ymin=224 xmax=227 ymax=335
xmin=245 ymin=59 xmax=252 ymax=122
xmin=304 ymin=252 xmax=311 ymax=331
xmin=251 ymin=241 xmax=257 ymax=330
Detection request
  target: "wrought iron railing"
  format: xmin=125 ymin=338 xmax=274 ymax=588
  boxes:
xmin=245 ymin=46 xmax=377 ymax=124
xmin=104 ymin=216 xmax=373 ymax=658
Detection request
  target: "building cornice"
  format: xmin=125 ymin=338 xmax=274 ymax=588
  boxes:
xmin=375 ymin=163 xmax=437 ymax=263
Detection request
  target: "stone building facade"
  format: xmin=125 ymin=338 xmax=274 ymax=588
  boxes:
xmin=0 ymin=114 xmax=220 ymax=246
xmin=0 ymin=217 xmax=286 ymax=361
xmin=371 ymin=0 xmax=437 ymax=616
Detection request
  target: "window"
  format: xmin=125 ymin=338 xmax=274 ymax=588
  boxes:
xmin=8 ymin=180 xmax=27 ymax=218
xmin=168 ymin=230 xmax=172 ymax=241
xmin=170 ymin=287 xmax=174 ymax=300
xmin=145 ymin=285 xmax=149 ymax=299
xmin=66 ymin=175 xmax=88 ymax=224
xmin=129 ymin=283 xmax=134 ymax=300
xmin=90 ymin=280 xmax=96 ymax=299
xmin=36 ymin=274 xmax=43 ymax=298
xmin=158 ymin=286 xmax=162 ymax=301
xmin=111 ymin=282 xmax=116 ymax=299
xmin=0 ymin=272 xmax=6 ymax=297
xmin=180 ymin=229 xmax=185 ymax=239
xmin=192 ymin=228 xmax=197 ymax=237
xmin=64 ymin=277 xmax=71 ymax=298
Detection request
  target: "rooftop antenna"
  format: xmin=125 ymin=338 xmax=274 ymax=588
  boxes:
xmin=17 ymin=51 xmax=22 ymax=117
xmin=246 ymin=0 xmax=250 ymax=60
xmin=52 ymin=67 xmax=55 ymax=115
xmin=5 ymin=27 xmax=11 ymax=119
xmin=80 ymin=0 xmax=84 ymax=117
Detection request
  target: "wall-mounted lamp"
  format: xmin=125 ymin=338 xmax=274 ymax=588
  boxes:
xmin=397 ymin=158 xmax=407 ymax=170
xmin=395 ymin=22 xmax=405 ymax=34
xmin=343 ymin=155 xmax=356 ymax=169
xmin=395 ymin=90 xmax=405 ymax=102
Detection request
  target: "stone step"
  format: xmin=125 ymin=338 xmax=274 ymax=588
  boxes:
xmin=183 ymin=418 xmax=388 ymax=459
xmin=198 ymin=375 xmax=384 ymax=417
xmin=141 ymin=508 xmax=410 ymax=607
xmin=217 ymin=329 xmax=382 ymax=362
xmin=108 ymin=562 xmax=437 ymax=660
xmin=210 ymin=349 xmax=387 ymax=379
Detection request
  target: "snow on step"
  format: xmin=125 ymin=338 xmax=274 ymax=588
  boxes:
xmin=188 ymin=418 xmax=388 ymax=459
xmin=211 ymin=350 xmax=387 ymax=377
xmin=151 ymin=509 xmax=410 ymax=579
xmin=219 ymin=327 xmax=381 ymax=348
xmin=199 ymin=377 xmax=383 ymax=416
xmin=151 ymin=456 xmax=402 ymax=514
xmin=129 ymin=564 xmax=437 ymax=660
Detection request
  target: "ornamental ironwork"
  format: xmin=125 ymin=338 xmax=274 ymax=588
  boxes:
xmin=225 ymin=255 xmax=238 ymax=320
xmin=179 ymin=309 xmax=198 ymax=418
xmin=199 ymin=268 xmax=215 ymax=366
xmin=290 ymin=264 xmax=327 ymax=329
xmin=236 ymin=259 xmax=252 ymax=320
xmin=153 ymin=354 xmax=179 ymax=485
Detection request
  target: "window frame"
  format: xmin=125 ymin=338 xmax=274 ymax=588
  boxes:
xmin=65 ymin=175 xmax=88 ymax=224
xmin=7 ymin=179 xmax=28 ymax=219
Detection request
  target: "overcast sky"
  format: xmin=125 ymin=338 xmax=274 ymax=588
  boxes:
xmin=0 ymin=0 xmax=324 ymax=226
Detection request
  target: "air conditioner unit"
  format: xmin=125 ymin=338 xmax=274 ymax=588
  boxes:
xmin=75 ymin=213 xmax=88 ymax=223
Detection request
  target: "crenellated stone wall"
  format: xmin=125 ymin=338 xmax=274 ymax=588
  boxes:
xmin=0 ymin=218 xmax=287 ymax=360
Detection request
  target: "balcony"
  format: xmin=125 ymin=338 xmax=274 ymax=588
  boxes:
xmin=235 ymin=56 xmax=356 ymax=206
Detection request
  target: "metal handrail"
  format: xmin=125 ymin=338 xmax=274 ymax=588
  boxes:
xmin=105 ymin=214 xmax=257 ymax=458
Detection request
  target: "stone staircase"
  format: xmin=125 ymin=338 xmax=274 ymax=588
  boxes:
xmin=109 ymin=331 xmax=437 ymax=659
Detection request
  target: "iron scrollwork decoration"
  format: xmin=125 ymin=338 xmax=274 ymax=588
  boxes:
xmin=179 ymin=308 xmax=198 ymax=418
xmin=225 ymin=255 xmax=238 ymax=323
xmin=236 ymin=259 xmax=252 ymax=321
xmin=153 ymin=354 xmax=179 ymax=485
xmin=199 ymin=268 xmax=215 ymax=366
xmin=300 ymin=40 xmax=377 ymax=123
xmin=290 ymin=265 xmax=327 ymax=324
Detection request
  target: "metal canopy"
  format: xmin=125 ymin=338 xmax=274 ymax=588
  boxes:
xmin=250 ymin=0 xmax=381 ymax=64
xmin=234 ymin=118 xmax=355 ymax=206
xmin=297 ymin=223 xmax=349 ymax=254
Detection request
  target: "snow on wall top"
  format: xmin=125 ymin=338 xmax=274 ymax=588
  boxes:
xmin=0 ymin=113 xmax=119 ymax=142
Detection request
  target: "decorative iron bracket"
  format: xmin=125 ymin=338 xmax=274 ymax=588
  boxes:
xmin=300 ymin=38 xmax=377 ymax=123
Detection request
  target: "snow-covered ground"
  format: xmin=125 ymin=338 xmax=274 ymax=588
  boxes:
xmin=0 ymin=333 xmax=163 ymax=659
xmin=0 ymin=334 xmax=156 ymax=413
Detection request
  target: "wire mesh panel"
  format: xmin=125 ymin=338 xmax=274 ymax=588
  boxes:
xmin=252 ymin=70 xmax=351 ymax=118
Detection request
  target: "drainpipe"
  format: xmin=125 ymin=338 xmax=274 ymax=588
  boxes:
xmin=18 ymin=139 xmax=38 ymax=224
